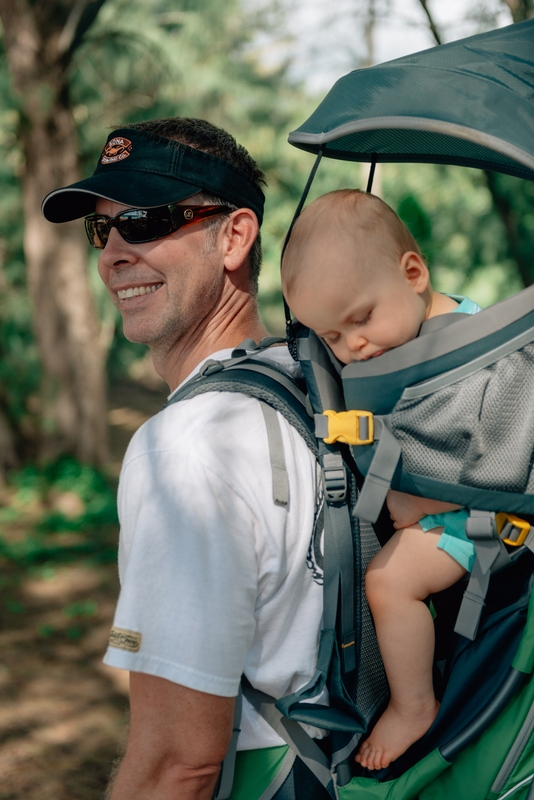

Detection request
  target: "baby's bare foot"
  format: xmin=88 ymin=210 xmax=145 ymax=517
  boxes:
xmin=355 ymin=699 xmax=439 ymax=771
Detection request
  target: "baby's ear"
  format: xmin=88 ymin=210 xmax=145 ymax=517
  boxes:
xmin=400 ymin=251 xmax=430 ymax=294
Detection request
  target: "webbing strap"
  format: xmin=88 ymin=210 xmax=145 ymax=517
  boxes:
xmin=242 ymin=680 xmax=335 ymax=798
xmin=453 ymin=558 xmax=491 ymax=641
xmin=215 ymin=688 xmax=243 ymax=800
xmin=524 ymin=529 xmax=534 ymax=554
xmin=335 ymin=505 xmax=357 ymax=674
xmin=454 ymin=510 xmax=508 ymax=641
xmin=231 ymin=337 xmax=287 ymax=358
xmin=323 ymin=495 xmax=356 ymax=673
xmin=260 ymin=403 xmax=289 ymax=507
xmin=319 ymin=441 xmax=357 ymax=674
xmin=353 ymin=421 xmax=402 ymax=523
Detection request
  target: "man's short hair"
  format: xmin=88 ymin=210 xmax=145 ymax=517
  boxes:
xmin=126 ymin=118 xmax=266 ymax=292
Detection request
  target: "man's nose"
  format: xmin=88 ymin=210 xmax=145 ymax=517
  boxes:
xmin=98 ymin=227 xmax=134 ymax=269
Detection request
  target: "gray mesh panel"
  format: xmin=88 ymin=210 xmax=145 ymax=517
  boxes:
xmin=355 ymin=519 xmax=388 ymax=717
xmin=392 ymin=343 xmax=534 ymax=493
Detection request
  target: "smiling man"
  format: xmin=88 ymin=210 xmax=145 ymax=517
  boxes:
xmin=41 ymin=119 xmax=327 ymax=800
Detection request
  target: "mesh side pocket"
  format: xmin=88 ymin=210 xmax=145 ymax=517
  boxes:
xmin=391 ymin=344 xmax=534 ymax=493
xmin=355 ymin=519 xmax=388 ymax=718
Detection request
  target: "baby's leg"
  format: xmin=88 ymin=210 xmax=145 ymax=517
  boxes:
xmin=355 ymin=524 xmax=466 ymax=771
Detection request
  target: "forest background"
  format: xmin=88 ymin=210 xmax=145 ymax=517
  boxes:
xmin=0 ymin=1 xmax=532 ymax=797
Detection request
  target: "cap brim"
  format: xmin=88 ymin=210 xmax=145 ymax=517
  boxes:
xmin=42 ymin=173 xmax=203 ymax=223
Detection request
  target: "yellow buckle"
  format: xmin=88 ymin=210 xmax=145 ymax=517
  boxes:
xmin=496 ymin=513 xmax=531 ymax=547
xmin=322 ymin=410 xmax=374 ymax=446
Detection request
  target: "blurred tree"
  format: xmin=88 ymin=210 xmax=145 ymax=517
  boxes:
xmin=0 ymin=0 xmax=316 ymax=476
xmin=68 ymin=0 xmax=318 ymax=335
xmin=0 ymin=0 xmax=109 ymax=470
xmin=504 ymin=0 xmax=534 ymax=21
xmin=416 ymin=0 xmax=534 ymax=288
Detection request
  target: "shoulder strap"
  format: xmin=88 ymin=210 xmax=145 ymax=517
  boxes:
xmin=169 ymin=344 xmax=370 ymax=791
xmin=166 ymin=356 xmax=318 ymax=456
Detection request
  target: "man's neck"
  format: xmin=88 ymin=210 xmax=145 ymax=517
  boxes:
xmin=152 ymin=295 xmax=269 ymax=392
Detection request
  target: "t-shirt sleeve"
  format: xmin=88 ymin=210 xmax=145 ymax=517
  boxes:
xmin=103 ymin=446 xmax=259 ymax=697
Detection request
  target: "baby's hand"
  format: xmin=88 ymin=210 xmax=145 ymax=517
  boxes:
xmin=386 ymin=490 xmax=427 ymax=530
xmin=386 ymin=491 xmax=462 ymax=530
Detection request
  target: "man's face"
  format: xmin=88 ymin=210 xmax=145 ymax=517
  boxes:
xmin=96 ymin=199 xmax=226 ymax=347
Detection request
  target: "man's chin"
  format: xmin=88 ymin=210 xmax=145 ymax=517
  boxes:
xmin=121 ymin=324 xmax=149 ymax=345
xmin=121 ymin=322 xmax=160 ymax=346
xmin=121 ymin=319 xmax=183 ymax=350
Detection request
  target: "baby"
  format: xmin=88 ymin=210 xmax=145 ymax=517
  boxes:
xmin=281 ymin=189 xmax=481 ymax=772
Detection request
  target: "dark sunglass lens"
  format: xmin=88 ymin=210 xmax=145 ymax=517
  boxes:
xmin=94 ymin=219 xmax=110 ymax=249
xmin=118 ymin=208 xmax=173 ymax=243
xmin=85 ymin=218 xmax=108 ymax=249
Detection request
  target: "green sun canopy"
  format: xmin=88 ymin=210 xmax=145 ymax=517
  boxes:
xmin=289 ymin=19 xmax=534 ymax=181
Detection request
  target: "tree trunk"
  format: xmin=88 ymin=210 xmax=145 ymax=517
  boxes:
xmin=503 ymin=0 xmax=534 ymax=22
xmin=0 ymin=0 xmax=109 ymax=465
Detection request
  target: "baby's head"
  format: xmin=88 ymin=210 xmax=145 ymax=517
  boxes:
xmin=281 ymin=189 xmax=432 ymax=363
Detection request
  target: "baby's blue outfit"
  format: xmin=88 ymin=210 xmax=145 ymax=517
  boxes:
xmin=418 ymin=295 xmax=481 ymax=572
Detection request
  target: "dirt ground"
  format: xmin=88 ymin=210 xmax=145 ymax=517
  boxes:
xmin=0 ymin=380 xmax=167 ymax=800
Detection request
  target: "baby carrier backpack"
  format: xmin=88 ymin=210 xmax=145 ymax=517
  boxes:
xmin=170 ymin=322 xmax=534 ymax=800
xmin=176 ymin=19 xmax=534 ymax=800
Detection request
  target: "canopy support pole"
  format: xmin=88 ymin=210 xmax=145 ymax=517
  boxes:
xmin=366 ymin=153 xmax=377 ymax=193
xmin=281 ymin=146 xmax=325 ymax=358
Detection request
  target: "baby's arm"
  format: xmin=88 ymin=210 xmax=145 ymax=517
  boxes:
xmin=386 ymin=490 xmax=462 ymax=531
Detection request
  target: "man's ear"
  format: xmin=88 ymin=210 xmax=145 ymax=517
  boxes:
xmin=400 ymin=251 xmax=430 ymax=295
xmin=221 ymin=208 xmax=258 ymax=273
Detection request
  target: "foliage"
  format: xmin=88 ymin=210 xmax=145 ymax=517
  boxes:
xmin=68 ymin=0 xmax=322 ymax=342
xmin=381 ymin=163 xmax=525 ymax=307
xmin=0 ymin=457 xmax=118 ymax=567
xmin=0 ymin=0 xmax=532 ymax=428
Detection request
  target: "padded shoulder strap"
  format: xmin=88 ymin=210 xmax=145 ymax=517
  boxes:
xmin=167 ymin=358 xmax=318 ymax=456
xmin=296 ymin=326 xmax=345 ymax=414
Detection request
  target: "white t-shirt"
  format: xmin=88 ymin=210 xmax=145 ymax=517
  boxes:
xmin=103 ymin=346 xmax=326 ymax=749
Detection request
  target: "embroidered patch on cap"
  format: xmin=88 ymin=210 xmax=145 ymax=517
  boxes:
xmin=101 ymin=137 xmax=133 ymax=165
xmin=109 ymin=626 xmax=142 ymax=652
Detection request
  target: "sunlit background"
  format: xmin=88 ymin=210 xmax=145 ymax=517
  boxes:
xmin=0 ymin=1 xmax=531 ymax=797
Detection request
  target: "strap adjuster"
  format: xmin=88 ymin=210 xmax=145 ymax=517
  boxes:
xmin=199 ymin=359 xmax=225 ymax=376
xmin=322 ymin=453 xmax=348 ymax=504
xmin=318 ymin=410 xmax=374 ymax=445
xmin=496 ymin=513 xmax=531 ymax=547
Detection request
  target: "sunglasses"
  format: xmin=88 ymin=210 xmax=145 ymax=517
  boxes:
xmin=84 ymin=203 xmax=233 ymax=250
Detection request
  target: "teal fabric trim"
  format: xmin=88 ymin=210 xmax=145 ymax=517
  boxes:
xmin=420 ymin=509 xmax=469 ymax=537
xmin=437 ymin=534 xmax=475 ymax=572
xmin=419 ymin=509 xmax=474 ymax=571
xmin=448 ymin=294 xmax=482 ymax=315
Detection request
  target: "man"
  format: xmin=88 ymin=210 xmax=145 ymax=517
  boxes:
xmin=42 ymin=118 xmax=327 ymax=800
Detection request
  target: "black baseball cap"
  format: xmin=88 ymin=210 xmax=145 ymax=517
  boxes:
xmin=41 ymin=127 xmax=265 ymax=226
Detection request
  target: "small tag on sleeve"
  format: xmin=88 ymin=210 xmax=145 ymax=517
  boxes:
xmin=109 ymin=626 xmax=142 ymax=652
